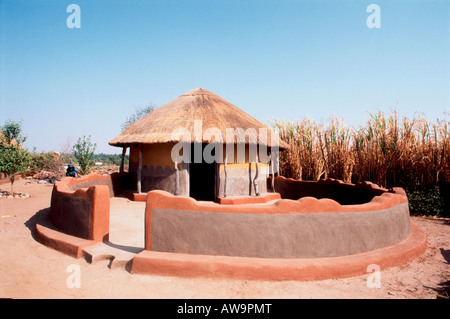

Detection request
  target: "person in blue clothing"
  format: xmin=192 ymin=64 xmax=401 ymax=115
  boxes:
xmin=66 ymin=164 xmax=78 ymax=177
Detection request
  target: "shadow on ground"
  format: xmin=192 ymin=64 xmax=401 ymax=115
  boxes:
xmin=24 ymin=207 xmax=50 ymax=241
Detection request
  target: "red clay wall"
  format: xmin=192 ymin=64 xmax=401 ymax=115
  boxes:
xmin=144 ymin=179 xmax=410 ymax=258
xmin=273 ymin=176 xmax=386 ymax=204
xmin=50 ymin=175 xmax=111 ymax=241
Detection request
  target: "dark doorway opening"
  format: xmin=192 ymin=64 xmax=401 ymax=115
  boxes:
xmin=189 ymin=143 xmax=216 ymax=201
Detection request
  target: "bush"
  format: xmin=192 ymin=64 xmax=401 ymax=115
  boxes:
xmin=406 ymin=186 xmax=448 ymax=217
xmin=0 ymin=120 xmax=31 ymax=193
xmin=29 ymin=151 xmax=65 ymax=180
xmin=73 ymin=135 xmax=97 ymax=175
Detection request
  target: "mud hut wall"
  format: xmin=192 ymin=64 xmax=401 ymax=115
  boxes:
xmin=50 ymin=176 xmax=110 ymax=241
xmin=127 ymin=143 xmax=272 ymax=197
xmin=128 ymin=143 xmax=188 ymax=195
xmin=217 ymin=144 xmax=270 ymax=197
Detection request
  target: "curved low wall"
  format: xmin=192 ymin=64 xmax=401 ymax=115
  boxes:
xmin=131 ymin=224 xmax=427 ymax=281
xmin=273 ymin=176 xmax=386 ymax=204
xmin=50 ymin=174 xmax=113 ymax=241
xmin=42 ymin=174 xmax=427 ymax=281
xmin=144 ymin=179 xmax=410 ymax=258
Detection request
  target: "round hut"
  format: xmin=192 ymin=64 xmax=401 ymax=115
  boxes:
xmin=109 ymin=88 xmax=288 ymax=201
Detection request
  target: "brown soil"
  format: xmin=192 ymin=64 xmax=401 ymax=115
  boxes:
xmin=0 ymin=179 xmax=448 ymax=299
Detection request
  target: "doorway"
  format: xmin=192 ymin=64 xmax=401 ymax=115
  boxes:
xmin=189 ymin=143 xmax=216 ymax=201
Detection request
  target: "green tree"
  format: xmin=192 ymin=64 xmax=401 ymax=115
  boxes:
xmin=73 ymin=135 xmax=97 ymax=175
xmin=0 ymin=121 xmax=31 ymax=194
xmin=121 ymin=104 xmax=154 ymax=131
xmin=29 ymin=150 xmax=65 ymax=180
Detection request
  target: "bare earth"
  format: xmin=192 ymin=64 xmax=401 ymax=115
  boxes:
xmin=0 ymin=179 xmax=448 ymax=299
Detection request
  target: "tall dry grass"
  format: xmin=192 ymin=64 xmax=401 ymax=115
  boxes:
xmin=271 ymin=110 xmax=449 ymax=192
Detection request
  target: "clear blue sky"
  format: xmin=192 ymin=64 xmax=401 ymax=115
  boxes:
xmin=1 ymin=0 xmax=449 ymax=154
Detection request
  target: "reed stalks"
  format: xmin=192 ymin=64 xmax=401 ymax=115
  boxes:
xmin=271 ymin=110 xmax=449 ymax=192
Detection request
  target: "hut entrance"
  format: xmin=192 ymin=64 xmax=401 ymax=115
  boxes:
xmin=189 ymin=143 xmax=216 ymax=201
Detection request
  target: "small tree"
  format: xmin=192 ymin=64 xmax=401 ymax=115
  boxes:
xmin=0 ymin=121 xmax=30 ymax=194
xmin=121 ymin=104 xmax=154 ymax=131
xmin=73 ymin=135 xmax=97 ymax=175
xmin=60 ymin=136 xmax=75 ymax=165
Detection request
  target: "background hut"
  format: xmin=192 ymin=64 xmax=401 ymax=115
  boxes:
xmin=109 ymin=88 xmax=288 ymax=201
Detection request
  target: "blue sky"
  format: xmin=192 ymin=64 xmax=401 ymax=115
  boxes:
xmin=1 ymin=0 xmax=449 ymax=154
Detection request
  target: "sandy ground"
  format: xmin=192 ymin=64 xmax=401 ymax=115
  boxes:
xmin=0 ymin=179 xmax=448 ymax=299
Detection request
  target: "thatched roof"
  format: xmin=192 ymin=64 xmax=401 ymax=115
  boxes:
xmin=109 ymin=88 xmax=288 ymax=149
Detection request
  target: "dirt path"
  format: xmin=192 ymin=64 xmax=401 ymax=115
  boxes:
xmin=0 ymin=179 xmax=448 ymax=299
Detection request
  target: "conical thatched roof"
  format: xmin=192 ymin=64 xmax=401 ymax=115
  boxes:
xmin=109 ymin=88 xmax=288 ymax=149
